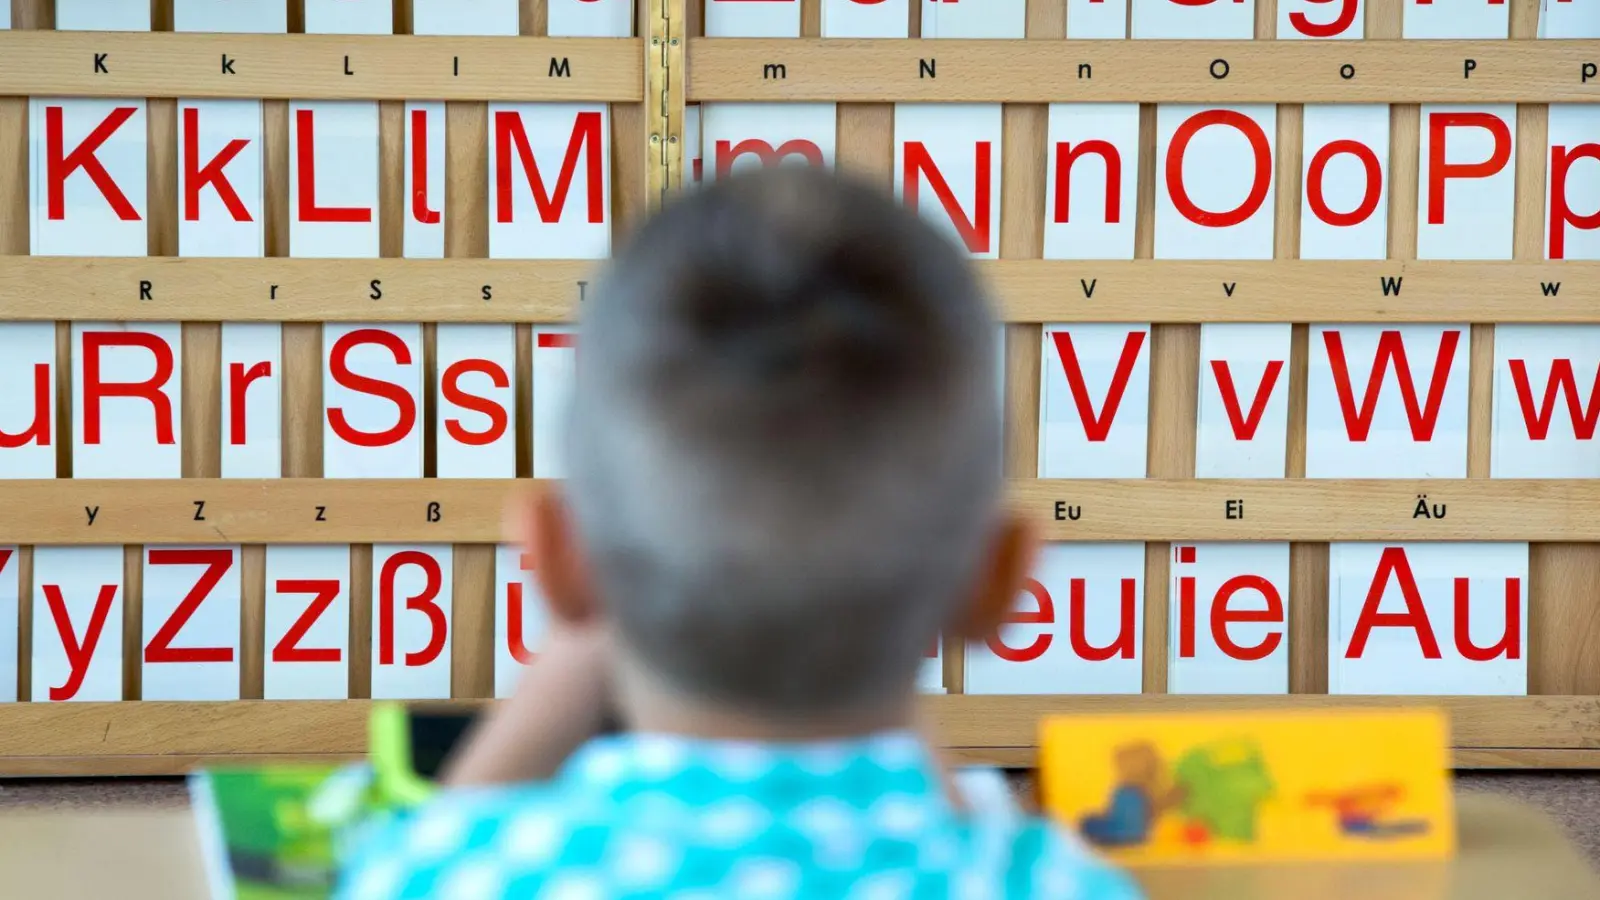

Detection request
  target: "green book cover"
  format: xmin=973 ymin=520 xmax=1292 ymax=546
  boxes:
xmin=189 ymin=767 xmax=352 ymax=900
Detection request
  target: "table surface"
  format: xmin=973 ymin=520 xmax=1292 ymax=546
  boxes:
xmin=1 ymin=793 xmax=1593 ymax=899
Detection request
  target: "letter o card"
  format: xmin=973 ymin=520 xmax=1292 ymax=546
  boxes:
xmin=304 ymin=0 xmax=392 ymax=34
xmin=174 ymin=0 xmax=287 ymax=33
xmin=1300 ymin=105 xmax=1390 ymax=260
xmin=1156 ymin=105 xmax=1277 ymax=260
xmin=1168 ymin=543 xmax=1290 ymax=694
xmin=289 ymin=101 xmax=380 ymax=258
xmin=221 ymin=323 xmax=282 ymax=479
xmin=1306 ymin=325 xmax=1469 ymax=478
xmin=706 ymin=0 xmax=799 ymax=36
xmin=495 ymin=544 xmax=545 ymax=698
xmin=1546 ymin=105 xmax=1600 ymax=261
xmin=403 ymin=102 xmax=446 ymax=259
xmin=437 ymin=324 xmax=517 ymax=479
xmin=921 ymin=0 xmax=1025 ymax=38
xmin=821 ymin=0 xmax=908 ymax=37
xmin=323 ymin=324 xmax=424 ymax=479
xmin=533 ymin=327 xmax=578 ymax=479
xmin=966 ymin=543 xmax=1145 ymax=695
xmin=1068 ymin=0 xmax=1127 ymax=38
xmin=702 ymin=103 xmax=837 ymax=182
xmin=0 ymin=323 xmax=57 ymax=479
xmin=73 ymin=322 xmax=183 ymax=480
xmin=1403 ymin=0 xmax=1506 ymax=39
xmin=548 ymin=0 xmax=634 ymax=36
xmin=1417 ymin=105 xmax=1515 ymax=261
xmin=1330 ymin=543 xmax=1527 ymax=695
xmin=178 ymin=100 xmax=265 ymax=258
xmin=30 ymin=99 xmax=148 ymax=257
xmin=264 ymin=545 xmax=350 ymax=701
xmin=1490 ymin=325 xmax=1600 ymax=478
xmin=1132 ymin=0 xmax=1255 ymax=39
xmin=895 ymin=104 xmax=1003 ymax=259
xmin=142 ymin=546 xmax=241 ymax=701
xmin=0 ymin=548 xmax=16 ymax=702
xmin=56 ymin=0 xmax=150 ymax=30
xmin=413 ymin=0 xmax=519 ymax=35
xmin=1038 ymin=324 xmax=1151 ymax=478
xmin=1279 ymin=0 xmax=1363 ymax=38
xmin=32 ymin=546 xmax=124 ymax=703
xmin=488 ymin=104 xmax=611 ymax=260
xmin=1196 ymin=324 xmax=1292 ymax=478
xmin=1543 ymin=0 xmax=1600 ymax=37
xmin=1044 ymin=103 xmax=1140 ymax=261
xmin=372 ymin=545 xmax=453 ymax=700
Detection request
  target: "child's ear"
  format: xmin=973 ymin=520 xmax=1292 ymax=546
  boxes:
xmin=520 ymin=484 xmax=603 ymax=627
xmin=951 ymin=513 xmax=1038 ymax=640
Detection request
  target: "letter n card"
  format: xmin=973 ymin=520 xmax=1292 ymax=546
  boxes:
xmin=1040 ymin=709 xmax=1454 ymax=865
xmin=1329 ymin=543 xmax=1527 ymax=696
xmin=495 ymin=544 xmax=545 ymax=698
xmin=895 ymin=104 xmax=1003 ymax=259
xmin=965 ymin=542 xmax=1145 ymax=696
xmin=142 ymin=546 xmax=241 ymax=701
xmin=372 ymin=545 xmax=453 ymax=700
xmin=32 ymin=546 xmax=124 ymax=702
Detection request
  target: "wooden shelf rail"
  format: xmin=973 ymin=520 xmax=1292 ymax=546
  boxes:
xmin=0 ymin=31 xmax=643 ymax=101
xmin=688 ymin=38 xmax=1600 ymax=103
xmin=0 ymin=696 xmax=1594 ymax=775
xmin=0 ymin=479 xmax=1596 ymax=544
xmin=2 ymin=258 xmax=1597 ymax=323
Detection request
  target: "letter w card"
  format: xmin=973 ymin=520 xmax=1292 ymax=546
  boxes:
xmin=1038 ymin=324 xmax=1150 ymax=478
xmin=1329 ymin=543 xmax=1527 ymax=695
xmin=32 ymin=546 xmax=124 ymax=702
xmin=142 ymin=546 xmax=241 ymax=701
xmin=372 ymin=545 xmax=453 ymax=700
xmin=1168 ymin=543 xmax=1289 ymax=695
xmin=1306 ymin=325 xmax=1469 ymax=478
xmin=1491 ymin=326 xmax=1600 ymax=478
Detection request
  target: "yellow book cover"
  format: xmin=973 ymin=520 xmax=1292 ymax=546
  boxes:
xmin=1039 ymin=708 xmax=1455 ymax=866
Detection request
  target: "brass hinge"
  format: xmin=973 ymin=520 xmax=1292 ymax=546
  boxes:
xmin=646 ymin=0 xmax=685 ymax=213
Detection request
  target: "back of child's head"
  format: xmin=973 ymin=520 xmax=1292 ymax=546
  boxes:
xmin=567 ymin=168 xmax=1000 ymax=716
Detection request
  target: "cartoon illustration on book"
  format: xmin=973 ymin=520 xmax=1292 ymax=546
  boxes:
xmin=1306 ymin=784 xmax=1432 ymax=839
xmin=1080 ymin=738 xmax=1274 ymax=849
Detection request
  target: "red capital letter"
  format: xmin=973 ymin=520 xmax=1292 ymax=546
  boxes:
xmin=144 ymin=549 xmax=235 ymax=664
xmin=296 ymin=108 xmax=373 ymax=223
xmin=47 ymin=105 xmax=141 ymax=222
xmin=82 ymin=331 xmax=176 ymax=446
xmin=326 ymin=329 xmax=417 ymax=448
xmin=1426 ymin=112 xmax=1512 ymax=226
xmin=903 ymin=141 xmax=993 ymax=254
xmin=1166 ymin=110 xmax=1272 ymax=228
xmin=494 ymin=110 xmax=605 ymax=224
xmin=1345 ymin=547 xmax=1442 ymax=660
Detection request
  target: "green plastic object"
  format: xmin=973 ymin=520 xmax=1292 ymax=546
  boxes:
xmin=368 ymin=702 xmax=437 ymax=810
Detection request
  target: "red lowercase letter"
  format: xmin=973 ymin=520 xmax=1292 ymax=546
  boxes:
xmin=1069 ymin=578 xmax=1138 ymax=662
xmin=183 ymin=106 xmax=253 ymax=223
xmin=44 ymin=583 xmax=118 ymax=701
xmin=986 ymin=579 xmax=1054 ymax=663
xmin=378 ymin=551 xmax=447 ymax=667
xmin=272 ymin=579 xmax=343 ymax=663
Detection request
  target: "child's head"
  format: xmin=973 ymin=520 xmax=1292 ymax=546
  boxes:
xmin=528 ymin=168 xmax=1033 ymax=722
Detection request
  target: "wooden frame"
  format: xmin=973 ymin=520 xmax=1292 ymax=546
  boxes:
xmin=4 ymin=258 xmax=1600 ymax=323
xmin=5 ymin=0 xmax=1600 ymax=775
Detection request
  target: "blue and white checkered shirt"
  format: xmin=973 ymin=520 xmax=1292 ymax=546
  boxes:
xmin=336 ymin=731 xmax=1144 ymax=899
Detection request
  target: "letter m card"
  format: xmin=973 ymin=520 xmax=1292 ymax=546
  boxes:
xmin=489 ymin=104 xmax=611 ymax=260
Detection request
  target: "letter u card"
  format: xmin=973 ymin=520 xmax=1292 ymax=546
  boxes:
xmin=1040 ymin=709 xmax=1454 ymax=865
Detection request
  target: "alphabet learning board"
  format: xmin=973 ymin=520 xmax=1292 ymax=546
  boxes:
xmin=1 ymin=0 xmax=1599 ymax=774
